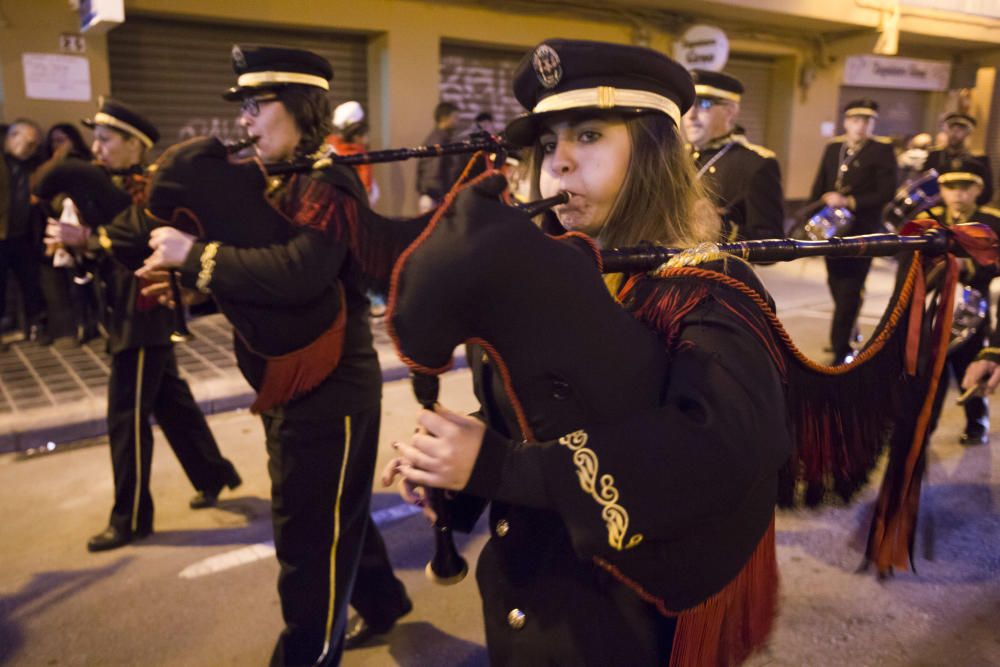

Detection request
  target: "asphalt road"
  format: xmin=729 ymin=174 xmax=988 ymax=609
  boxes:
xmin=1 ymin=257 xmax=998 ymax=667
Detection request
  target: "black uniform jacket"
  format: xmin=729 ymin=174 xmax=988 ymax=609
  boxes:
xmin=452 ymin=260 xmax=792 ymax=666
xmin=84 ymin=172 xmax=174 ymax=355
xmin=810 ymin=136 xmax=898 ymax=235
xmin=925 ymin=148 xmax=994 ymax=206
xmin=692 ymin=132 xmax=785 ymax=241
xmin=178 ymin=165 xmax=381 ymax=419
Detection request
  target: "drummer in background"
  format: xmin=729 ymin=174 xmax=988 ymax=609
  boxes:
xmin=924 ymin=113 xmax=993 ymax=206
xmin=683 ymin=70 xmax=785 ymax=241
xmin=809 ymin=99 xmax=897 ymax=365
xmin=919 ymin=160 xmax=1000 ymax=446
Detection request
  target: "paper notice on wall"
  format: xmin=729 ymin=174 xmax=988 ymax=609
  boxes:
xmin=22 ymin=53 xmax=92 ymax=102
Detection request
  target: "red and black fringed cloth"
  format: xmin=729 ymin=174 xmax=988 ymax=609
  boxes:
xmin=624 ymin=217 xmax=999 ymax=582
xmin=279 ymin=167 xmax=435 ymax=296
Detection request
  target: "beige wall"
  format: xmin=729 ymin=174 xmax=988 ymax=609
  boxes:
xmin=4 ymin=0 xmax=999 ymax=208
xmin=0 ymin=0 xmax=111 ymax=134
xmin=124 ymin=0 xmax=632 ymax=214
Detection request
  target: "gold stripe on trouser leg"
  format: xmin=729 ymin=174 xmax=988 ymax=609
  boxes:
xmin=131 ymin=347 xmax=146 ymax=533
xmin=317 ymin=415 xmax=351 ymax=664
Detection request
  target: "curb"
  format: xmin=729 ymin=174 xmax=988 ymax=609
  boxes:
xmin=2 ymin=354 xmax=469 ymax=456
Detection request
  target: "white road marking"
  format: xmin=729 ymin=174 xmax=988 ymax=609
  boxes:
xmin=178 ymin=502 xmax=423 ymax=579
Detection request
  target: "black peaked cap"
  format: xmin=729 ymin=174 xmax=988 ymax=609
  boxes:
xmin=505 ymin=39 xmax=694 ymax=146
xmin=83 ymin=98 xmax=159 ymax=147
xmin=224 ymin=44 xmax=333 ymax=100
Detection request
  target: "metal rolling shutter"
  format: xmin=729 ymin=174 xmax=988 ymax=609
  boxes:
xmin=724 ymin=56 xmax=775 ymax=146
xmin=440 ymin=42 xmax=526 ymax=131
xmin=107 ymin=15 xmax=368 ymax=155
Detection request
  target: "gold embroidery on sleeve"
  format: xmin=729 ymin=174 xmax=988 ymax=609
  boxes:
xmin=558 ymin=430 xmax=644 ymax=551
xmin=98 ymin=226 xmax=113 ymax=251
xmin=196 ymin=242 xmax=220 ymax=294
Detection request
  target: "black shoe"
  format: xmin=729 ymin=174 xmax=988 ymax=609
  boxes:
xmin=77 ymin=325 xmax=100 ymax=346
xmin=28 ymin=324 xmax=52 ymax=346
xmin=344 ymin=597 xmax=413 ymax=650
xmin=190 ymin=463 xmax=242 ymax=509
xmin=86 ymin=525 xmax=152 ymax=552
xmin=960 ymin=424 xmax=989 ymax=446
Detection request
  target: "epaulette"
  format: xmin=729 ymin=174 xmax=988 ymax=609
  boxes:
xmin=980 ymin=206 xmax=1000 ymax=218
xmin=872 ymin=135 xmax=894 ymax=145
xmin=914 ymin=211 xmax=932 ymax=220
xmin=830 ymin=135 xmax=846 ymax=144
xmin=929 ymin=205 xmax=945 ymax=216
xmin=971 ymin=150 xmax=987 ymax=158
xmin=733 ymin=135 xmax=776 ymax=160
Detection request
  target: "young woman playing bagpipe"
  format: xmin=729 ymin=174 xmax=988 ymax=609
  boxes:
xmin=381 ymin=38 xmax=1000 ymax=665
xmin=135 ymin=46 xmax=411 ymax=666
xmin=382 ymin=39 xmax=795 ymax=666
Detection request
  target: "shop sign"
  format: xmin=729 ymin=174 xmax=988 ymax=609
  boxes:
xmin=674 ymin=25 xmax=729 ymax=72
xmin=843 ymin=55 xmax=950 ymax=91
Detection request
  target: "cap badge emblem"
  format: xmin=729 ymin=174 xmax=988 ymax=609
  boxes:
xmin=231 ymin=45 xmax=247 ymax=69
xmin=532 ymin=44 xmax=562 ymax=89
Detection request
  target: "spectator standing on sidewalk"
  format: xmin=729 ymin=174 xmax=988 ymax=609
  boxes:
xmin=33 ymin=123 xmax=100 ymax=345
xmin=44 ymin=100 xmax=241 ymax=552
xmin=1 ymin=119 xmax=48 ymax=349
xmin=416 ymin=101 xmax=461 ymax=213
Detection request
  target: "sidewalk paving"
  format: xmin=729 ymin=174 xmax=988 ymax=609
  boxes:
xmin=0 ymin=255 xmax=898 ymax=453
xmin=0 ymin=314 xmax=429 ymax=453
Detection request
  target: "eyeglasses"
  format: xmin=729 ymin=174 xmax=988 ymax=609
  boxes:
xmin=240 ymin=94 xmax=278 ymax=118
xmin=694 ymin=98 xmax=726 ymax=111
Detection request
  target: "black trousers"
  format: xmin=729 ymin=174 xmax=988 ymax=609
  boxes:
xmin=0 ymin=235 xmax=45 ymax=328
xmin=264 ymin=405 xmax=405 ymax=667
xmin=825 ymin=256 xmax=873 ymax=360
xmin=107 ymin=345 xmax=235 ymax=533
xmin=929 ymin=325 xmax=989 ymax=435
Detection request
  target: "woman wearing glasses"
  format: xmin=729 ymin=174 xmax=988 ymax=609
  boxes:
xmin=138 ymin=46 xmax=410 ymax=666
xmin=384 ymin=40 xmax=792 ymax=666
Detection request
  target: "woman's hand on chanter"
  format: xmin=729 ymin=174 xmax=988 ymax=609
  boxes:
xmin=136 ymin=227 xmax=196 ymax=277
xmin=389 ymin=404 xmax=486 ymax=492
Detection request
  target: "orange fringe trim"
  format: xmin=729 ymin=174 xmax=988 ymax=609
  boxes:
xmin=621 ymin=256 xmax=921 ymax=377
xmin=867 ymin=256 xmax=958 ymax=575
xmin=595 ymin=517 xmax=778 ymax=667
xmin=248 ymin=285 xmax=347 ymax=413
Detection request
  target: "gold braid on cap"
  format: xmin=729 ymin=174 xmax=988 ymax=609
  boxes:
xmin=533 ymin=86 xmax=681 ymax=128
xmin=92 ymin=112 xmax=154 ymax=148
xmin=694 ymin=84 xmax=741 ymax=103
xmin=237 ymin=71 xmax=330 ymax=91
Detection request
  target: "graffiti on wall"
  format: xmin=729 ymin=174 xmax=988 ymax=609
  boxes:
xmin=440 ymin=51 xmax=524 ymax=132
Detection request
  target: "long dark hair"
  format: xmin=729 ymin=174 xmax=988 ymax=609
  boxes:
xmin=529 ymin=111 xmax=719 ymax=248
xmin=45 ymin=123 xmax=93 ymax=161
xmin=276 ymin=85 xmax=333 ymax=157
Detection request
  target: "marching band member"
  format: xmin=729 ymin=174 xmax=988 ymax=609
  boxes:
xmin=137 ymin=46 xmax=409 ymax=666
xmin=44 ymin=100 xmax=240 ymax=552
xmin=385 ymin=39 xmax=792 ymax=666
xmin=683 ymin=69 xmax=785 ymax=242
xmin=809 ymin=99 xmax=897 ymax=365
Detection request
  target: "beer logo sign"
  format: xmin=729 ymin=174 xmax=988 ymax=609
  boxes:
xmin=533 ymin=44 xmax=562 ymax=89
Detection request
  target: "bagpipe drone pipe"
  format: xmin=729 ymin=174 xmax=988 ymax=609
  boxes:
xmin=385 ymin=153 xmax=1000 ymax=592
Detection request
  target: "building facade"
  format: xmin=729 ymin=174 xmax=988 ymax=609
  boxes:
xmin=3 ymin=0 xmax=1000 ymax=215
